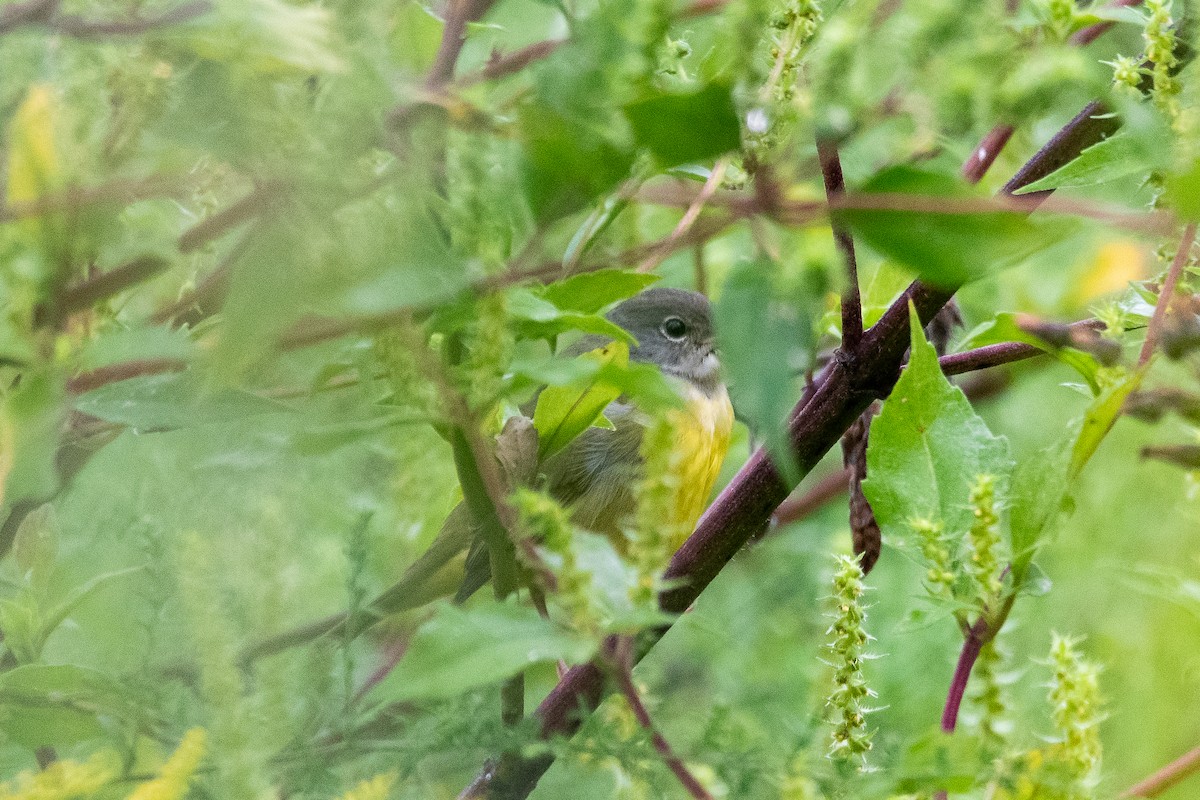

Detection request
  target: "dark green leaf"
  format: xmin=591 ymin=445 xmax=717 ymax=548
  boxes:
xmin=623 ymin=83 xmax=741 ymax=167
xmin=838 ymin=166 xmax=1068 ymax=287
xmin=519 ymin=106 xmax=635 ymax=221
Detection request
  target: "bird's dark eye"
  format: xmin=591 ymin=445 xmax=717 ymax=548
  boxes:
xmin=662 ymin=317 xmax=687 ymax=340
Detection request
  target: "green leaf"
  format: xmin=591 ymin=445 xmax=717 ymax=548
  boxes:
xmin=509 ymin=289 xmax=636 ymax=345
xmin=623 ymin=83 xmax=741 ymax=167
xmin=533 ymin=341 xmax=629 ymax=458
xmin=76 ymin=325 xmax=196 ymax=372
xmin=73 ymin=372 xmax=293 ymax=431
xmin=715 ymin=258 xmax=810 ymax=483
xmin=1013 ymin=130 xmax=1168 ymax=194
xmin=1009 ymin=369 xmax=1141 ymax=582
xmin=863 ymin=306 xmax=1012 ymax=546
xmin=519 ymin=106 xmax=635 ymax=221
xmin=539 ymin=270 xmax=660 ymax=314
xmin=12 ymin=504 xmax=57 ymax=589
xmin=0 ymin=665 xmax=136 ymax=748
xmin=2 ymin=370 xmax=65 ymax=507
xmin=41 ymin=566 xmax=146 ymax=647
xmin=1166 ymin=157 xmax=1200 ymax=221
xmin=960 ymin=312 xmax=1100 ymax=392
xmin=1009 ymin=428 xmax=1074 ymax=580
xmin=366 ymin=599 xmax=596 ymax=703
xmin=838 ymin=166 xmax=1067 ymax=287
xmin=1069 ymin=368 xmax=1142 ymax=480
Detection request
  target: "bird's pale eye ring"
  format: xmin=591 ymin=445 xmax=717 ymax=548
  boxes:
xmin=661 ymin=317 xmax=687 ymax=340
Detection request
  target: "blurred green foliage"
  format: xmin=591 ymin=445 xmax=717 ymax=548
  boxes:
xmin=1 ymin=0 xmax=1200 ymax=798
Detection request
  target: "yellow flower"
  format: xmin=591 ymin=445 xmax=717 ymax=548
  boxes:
xmin=335 ymin=772 xmax=397 ymax=800
xmin=0 ymin=750 xmax=118 ymax=800
xmin=126 ymin=729 xmax=207 ymax=800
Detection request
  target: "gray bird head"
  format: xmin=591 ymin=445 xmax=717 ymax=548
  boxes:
xmin=606 ymin=287 xmax=722 ymax=395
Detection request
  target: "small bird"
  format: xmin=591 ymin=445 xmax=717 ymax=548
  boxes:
xmin=377 ymin=286 xmax=734 ymax=611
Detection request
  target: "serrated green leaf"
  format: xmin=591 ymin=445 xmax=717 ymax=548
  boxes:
xmin=623 ymin=83 xmax=741 ymax=167
xmin=863 ymin=306 xmax=1013 ymax=546
xmin=366 ymin=599 xmax=596 ymax=703
xmin=838 ymin=166 xmax=1069 ymax=287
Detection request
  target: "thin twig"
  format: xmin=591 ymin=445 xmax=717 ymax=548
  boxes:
xmin=817 ymin=139 xmax=862 ymax=349
xmin=0 ymin=0 xmax=57 ymax=34
xmin=961 ymin=125 xmax=1015 ymax=184
xmin=610 ymin=638 xmax=714 ymax=800
xmin=459 ymin=39 xmax=566 ymax=85
xmin=637 ymin=160 xmax=728 ymax=273
xmin=46 ymin=1 xmax=211 ymax=37
xmin=1139 ymin=222 xmax=1197 ymax=365
xmin=0 ymin=176 xmax=187 ymax=222
xmin=55 ymin=255 xmax=170 ymax=317
xmin=67 ymin=358 xmax=187 ymax=395
xmin=426 ymin=0 xmax=500 ymax=88
xmin=1122 ymin=745 xmax=1200 ymax=798
xmin=1070 ymin=0 xmax=1144 ymax=46
xmin=177 ymin=183 xmax=281 ymax=253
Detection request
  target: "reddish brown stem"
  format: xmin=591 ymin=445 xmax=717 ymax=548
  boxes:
xmin=941 ymin=620 xmax=988 ymax=732
xmin=46 ymin=1 xmax=211 ymax=37
xmin=611 ymin=638 xmax=713 ymax=800
xmin=1070 ymin=0 xmax=1144 ymax=47
xmin=426 ymin=0 xmax=498 ymax=89
xmin=961 ymin=125 xmax=1015 ymax=184
xmin=1139 ymin=222 xmax=1197 ymax=365
xmin=177 ymin=183 xmax=280 ymax=253
xmin=818 ymin=139 xmax=863 ymax=350
xmin=67 ymin=358 xmax=187 ymax=395
xmin=56 ymin=255 xmax=169 ymax=316
xmin=458 ymin=87 xmax=1119 ymax=797
xmin=1122 ymin=746 xmax=1200 ymax=798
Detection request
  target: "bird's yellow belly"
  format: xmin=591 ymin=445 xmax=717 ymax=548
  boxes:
xmin=666 ymin=386 xmax=734 ymax=547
